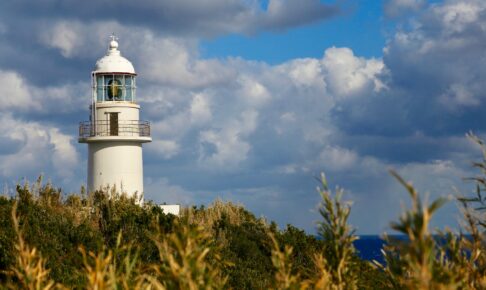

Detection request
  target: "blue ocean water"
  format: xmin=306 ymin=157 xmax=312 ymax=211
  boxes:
xmin=353 ymin=235 xmax=409 ymax=264
xmin=353 ymin=235 xmax=469 ymax=264
xmin=353 ymin=235 xmax=387 ymax=264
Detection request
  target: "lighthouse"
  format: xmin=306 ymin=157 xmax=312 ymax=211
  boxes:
xmin=79 ymin=35 xmax=151 ymax=199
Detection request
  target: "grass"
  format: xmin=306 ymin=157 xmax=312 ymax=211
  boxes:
xmin=1 ymin=134 xmax=485 ymax=289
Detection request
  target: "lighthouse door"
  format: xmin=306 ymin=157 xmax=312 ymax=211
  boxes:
xmin=109 ymin=113 xmax=119 ymax=136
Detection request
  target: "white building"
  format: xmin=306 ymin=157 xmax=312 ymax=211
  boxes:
xmin=79 ymin=36 xmax=151 ymax=199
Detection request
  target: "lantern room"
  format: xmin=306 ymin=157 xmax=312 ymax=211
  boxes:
xmin=93 ymin=36 xmax=137 ymax=103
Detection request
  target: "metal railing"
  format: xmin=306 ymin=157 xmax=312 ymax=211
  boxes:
xmin=79 ymin=120 xmax=150 ymax=138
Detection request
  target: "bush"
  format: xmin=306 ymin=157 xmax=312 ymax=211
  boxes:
xmin=0 ymin=134 xmax=485 ymax=289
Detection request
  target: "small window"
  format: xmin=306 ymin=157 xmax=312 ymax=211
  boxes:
xmin=125 ymin=76 xmax=133 ymax=101
xmin=96 ymin=76 xmax=104 ymax=102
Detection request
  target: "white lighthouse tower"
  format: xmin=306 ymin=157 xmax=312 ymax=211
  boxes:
xmin=79 ymin=36 xmax=151 ymax=199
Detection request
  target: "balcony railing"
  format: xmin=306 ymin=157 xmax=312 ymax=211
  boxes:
xmin=79 ymin=120 xmax=150 ymax=138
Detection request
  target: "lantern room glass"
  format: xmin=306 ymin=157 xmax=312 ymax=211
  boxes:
xmin=95 ymin=74 xmax=136 ymax=102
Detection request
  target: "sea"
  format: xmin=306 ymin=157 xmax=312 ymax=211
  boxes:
xmin=353 ymin=234 xmax=471 ymax=264
xmin=353 ymin=235 xmax=406 ymax=264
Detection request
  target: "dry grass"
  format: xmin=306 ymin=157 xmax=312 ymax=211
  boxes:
xmin=269 ymin=233 xmax=306 ymax=290
xmin=147 ymin=219 xmax=227 ymax=290
xmin=183 ymin=199 xmax=250 ymax=229
xmin=375 ymin=170 xmax=486 ymax=290
xmin=5 ymin=134 xmax=486 ymax=289
xmin=80 ymin=233 xmax=142 ymax=290
xmin=316 ymin=173 xmax=358 ymax=290
xmin=7 ymin=202 xmax=57 ymax=290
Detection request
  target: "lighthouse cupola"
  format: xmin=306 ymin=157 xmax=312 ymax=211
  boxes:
xmin=93 ymin=36 xmax=136 ymax=103
xmin=79 ymin=35 xmax=151 ymax=199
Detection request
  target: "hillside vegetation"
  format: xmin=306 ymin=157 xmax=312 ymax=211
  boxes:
xmin=0 ymin=135 xmax=485 ymax=289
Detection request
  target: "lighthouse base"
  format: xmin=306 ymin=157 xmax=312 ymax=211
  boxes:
xmin=88 ymin=141 xmax=144 ymax=199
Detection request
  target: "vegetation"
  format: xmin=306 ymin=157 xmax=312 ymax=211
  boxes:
xmin=0 ymin=135 xmax=485 ymax=289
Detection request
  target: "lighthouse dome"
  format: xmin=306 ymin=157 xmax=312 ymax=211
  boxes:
xmin=94 ymin=39 xmax=135 ymax=74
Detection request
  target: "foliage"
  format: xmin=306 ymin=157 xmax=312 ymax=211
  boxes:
xmin=7 ymin=202 xmax=57 ymax=290
xmin=373 ymin=134 xmax=486 ymax=289
xmin=375 ymin=171 xmax=455 ymax=289
xmin=0 ymin=134 xmax=485 ymax=289
xmin=148 ymin=219 xmax=227 ymax=289
xmin=316 ymin=173 xmax=358 ymax=290
xmin=269 ymin=232 xmax=308 ymax=289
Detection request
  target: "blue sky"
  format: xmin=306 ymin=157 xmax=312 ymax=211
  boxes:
xmin=201 ymin=1 xmax=387 ymax=62
xmin=0 ymin=0 xmax=485 ymax=234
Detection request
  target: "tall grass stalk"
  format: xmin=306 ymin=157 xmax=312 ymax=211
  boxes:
xmin=80 ymin=233 xmax=142 ymax=290
xmin=269 ymin=232 xmax=307 ymax=289
xmin=375 ymin=171 xmax=476 ymax=289
xmin=148 ymin=219 xmax=227 ymax=290
xmin=315 ymin=173 xmax=358 ymax=290
xmin=8 ymin=202 xmax=57 ymax=290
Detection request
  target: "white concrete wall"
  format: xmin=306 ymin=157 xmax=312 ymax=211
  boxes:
xmin=95 ymin=103 xmax=140 ymax=122
xmin=159 ymin=204 xmax=180 ymax=216
xmin=88 ymin=141 xmax=144 ymax=198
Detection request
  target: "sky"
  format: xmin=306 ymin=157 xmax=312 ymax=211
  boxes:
xmin=0 ymin=0 xmax=485 ymax=234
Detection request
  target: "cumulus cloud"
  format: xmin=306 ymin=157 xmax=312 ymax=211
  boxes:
xmin=39 ymin=22 xmax=82 ymax=58
xmin=0 ymin=70 xmax=38 ymax=111
xmin=318 ymin=146 xmax=359 ymax=172
xmin=334 ymin=0 xmax=486 ymax=138
xmin=321 ymin=47 xmax=386 ymax=98
xmin=0 ymin=115 xmax=79 ymax=180
xmin=49 ymin=128 xmax=79 ymax=178
xmin=190 ymin=94 xmax=212 ymax=124
xmin=145 ymin=177 xmax=194 ymax=205
xmin=199 ymin=110 xmax=258 ymax=168
xmin=147 ymin=140 xmax=180 ymax=159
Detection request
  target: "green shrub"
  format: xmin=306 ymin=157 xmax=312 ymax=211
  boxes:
xmin=1 ymin=133 xmax=485 ymax=289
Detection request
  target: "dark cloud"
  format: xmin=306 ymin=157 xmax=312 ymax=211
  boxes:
xmin=0 ymin=137 xmax=24 ymax=155
xmin=0 ymin=0 xmax=339 ymax=86
xmin=261 ymin=0 xmax=339 ymax=30
xmin=1 ymin=0 xmax=338 ymax=36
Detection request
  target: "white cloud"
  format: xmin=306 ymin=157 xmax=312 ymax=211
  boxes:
xmin=0 ymin=69 xmax=88 ymax=115
xmin=147 ymin=140 xmax=180 ymax=159
xmin=137 ymin=36 xmax=236 ymax=88
xmin=440 ymin=83 xmax=479 ymax=109
xmin=49 ymin=128 xmax=79 ymax=178
xmin=0 ymin=115 xmax=79 ymax=179
xmin=0 ymin=70 xmax=38 ymax=111
xmin=277 ymin=58 xmax=325 ymax=88
xmin=190 ymin=94 xmax=212 ymax=124
xmin=433 ymin=1 xmax=484 ymax=35
xmin=198 ymin=110 xmax=258 ymax=168
xmin=237 ymin=76 xmax=272 ymax=107
xmin=39 ymin=21 xmax=239 ymax=89
xmin=40 ymin=22 xmax=82 ymax=58
xmin=318 ymin=146 xmax=359 ymax=172
xmin=145 ymin=177 xmax=194 ymax=205
xmin=321 ymin=47 xmax=385 ymax=98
